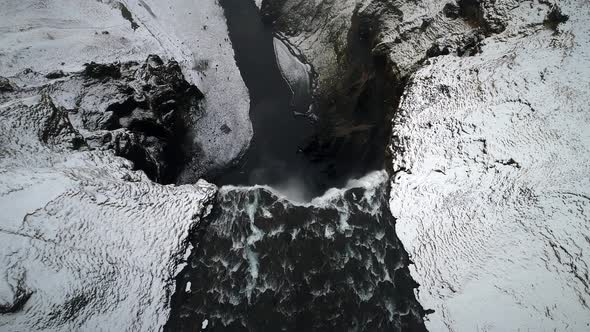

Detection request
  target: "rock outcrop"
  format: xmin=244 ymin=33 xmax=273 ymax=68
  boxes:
xmin=1 ymin=55 xmax=203 ymax=183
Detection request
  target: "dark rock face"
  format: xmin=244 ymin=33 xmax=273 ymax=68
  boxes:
xmin=167 ymin=173 xmax=427 ymax=331
xmin=83 ymin=62 xmax=122 ymax=79
xmin=1 ymin=55 xmax=204 ymax=183
xmin=77 ymin=55 xmax=204 ymax=183
xmin=37 ymin=94 xmax=86 ymax=150
xmin=443 ymin=2 xmax=461 ymax=19
xmin=544 ymin=4 xmax=569 ymax=31
xmin=0 ymin=77 xmax=14 ymax=92
xmin=45 ymin=70 xmax=66 ymax=79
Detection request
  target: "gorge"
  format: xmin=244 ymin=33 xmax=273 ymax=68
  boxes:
xmin=0 ymin=0 xmax=589 ymax=331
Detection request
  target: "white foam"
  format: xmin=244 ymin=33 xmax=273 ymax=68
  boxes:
xmin=219 ymin=170 xmax=388 ymax=208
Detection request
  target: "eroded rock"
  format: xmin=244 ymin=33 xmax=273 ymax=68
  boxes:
xmin=0 ymin=82 xmax=217 ymax=331
xmin=3 ymin=55 xmax=204 ymax=184
xmin=0 ymin=77 xmax=15 ymax=92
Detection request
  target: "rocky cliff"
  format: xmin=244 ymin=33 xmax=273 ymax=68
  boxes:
xmin=0 ymin=75 xmax=217 ymax=330
xmin=0 ymin=0 xmax=252 ymax=181
xmin=0 ymin=0 xmax=249 ymax=330
xmin=261 ymin=0 xmax=590 ymax=330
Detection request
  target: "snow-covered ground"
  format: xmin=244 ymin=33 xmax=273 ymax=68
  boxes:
xmin=0 ymin=0 xmax=251 ymax=180
xmin=273 ymin=35 xmax=313 ymax=113
xmin=390 ymin=1 xmax=590 ymax=330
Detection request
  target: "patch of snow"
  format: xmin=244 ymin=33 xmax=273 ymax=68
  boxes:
xmin=273 ymin=35 xmax=312 ymax=112
xmin=390 ymin=1 xmax=590 ymax=330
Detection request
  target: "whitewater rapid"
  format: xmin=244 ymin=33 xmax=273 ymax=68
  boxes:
xmin=167 ymin=171 xmax=426 ymax=331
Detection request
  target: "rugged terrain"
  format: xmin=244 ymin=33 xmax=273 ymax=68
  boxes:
xmin=0 ymin=0 xmax=252 ymax=180
xmin=261 ymin=0 xmax=590 ymax=330
xmin=0 ymin=0 xmax=244 ymax=330
xmin=1 ymin=0 xmax=588 ymax=331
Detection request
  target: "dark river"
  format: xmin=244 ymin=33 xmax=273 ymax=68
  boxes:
xmin=211 ymin=0 xmax=320 ymax=202
xmin=165 ymin=0 xmax=427 ymax=331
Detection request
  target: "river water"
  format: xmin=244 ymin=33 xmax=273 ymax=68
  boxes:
xmin=165 ymin=0 xmax=427 ymax=330
xmin=211 ymin=0 xmax=319 ymax=202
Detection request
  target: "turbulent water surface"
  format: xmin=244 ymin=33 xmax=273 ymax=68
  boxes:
xmin=166 ymin=172 xmax=426 ymax=331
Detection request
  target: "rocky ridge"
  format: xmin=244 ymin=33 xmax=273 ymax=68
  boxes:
xmin=0 ymin=0 xmax=252 ymax=181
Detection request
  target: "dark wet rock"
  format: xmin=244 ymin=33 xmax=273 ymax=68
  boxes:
xmin=37 ymin=94 xmax=87 ymax=150
xmin=45 ymin=70 xmax=66 ymax=79
xmin=544 ymin=5 xmax=569 ymax=31
xmin=443 ymin=2 xmax=461 ymax=19
xmin=456 ymin=32 xmax=484 ymax=56
xmin=0 ymin=77 xmax=15 ymax=92
xmin=74 ymin=55 xmax=204 ymax=183
xmin=426 ymin=43 xmax=451 ymax=58
xmin=83 ymin=62 xmax=121 ymax=79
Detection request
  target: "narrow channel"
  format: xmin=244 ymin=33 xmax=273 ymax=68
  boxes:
xmin=212 ymin=0 xmax=319 ymax=202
